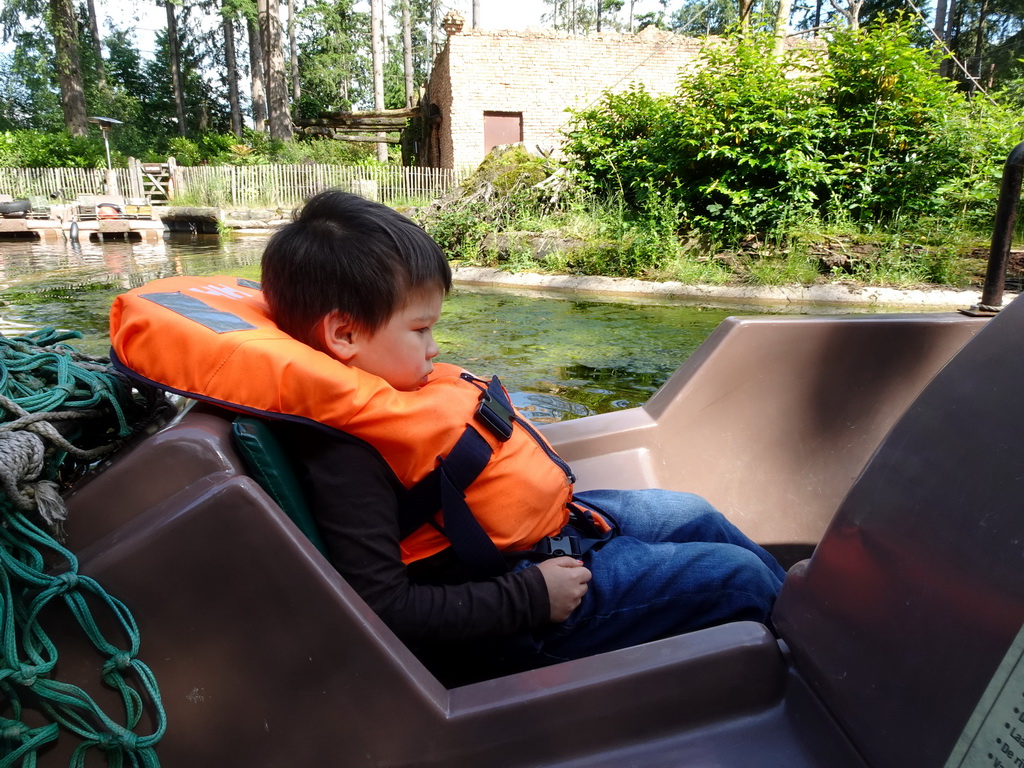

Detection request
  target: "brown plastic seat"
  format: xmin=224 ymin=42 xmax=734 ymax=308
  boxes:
xmin=54 ymin=405 xmax=817 ymax=767
xmin=774 ymin=293 xmax=1024 ymax=768
xmin=543 ymin=312 xmax=983 ymax=564
xmin=40 ymin=307 xmax=1011 ymax=766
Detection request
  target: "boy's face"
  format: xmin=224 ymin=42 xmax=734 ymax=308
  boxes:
xmin=343 ymin=287 xmax=443 ymax=391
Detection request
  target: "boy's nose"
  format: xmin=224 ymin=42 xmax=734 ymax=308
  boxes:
xmin=426 ymin=335 xmax=439 ymax=359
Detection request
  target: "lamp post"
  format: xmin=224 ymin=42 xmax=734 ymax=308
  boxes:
xmin=88 ymin=116 xmax=123 ymax=195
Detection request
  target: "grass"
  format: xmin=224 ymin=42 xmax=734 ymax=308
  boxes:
xmin=426 ymin=190 xmax=994 ymax=290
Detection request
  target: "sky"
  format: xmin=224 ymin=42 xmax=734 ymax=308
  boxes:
xmin=108 ymin=0 xmax=668 ymax=59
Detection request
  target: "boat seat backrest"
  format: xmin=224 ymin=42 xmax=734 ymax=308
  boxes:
xmin=773 ymin=295 xmax=1024 ymax=768
xmin=230 ymin=415 xmax=328 ymax=555
xmin=60 ymin=403 xmax=796 ymax=766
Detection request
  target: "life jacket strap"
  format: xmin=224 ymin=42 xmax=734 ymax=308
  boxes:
xmin=399 ymin=424 xmax=509 ymax=576
xmin=435 ymin=426 xmax=508 ymax=576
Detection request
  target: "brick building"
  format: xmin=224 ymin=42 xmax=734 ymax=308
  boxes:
xmin=420 ymin=23 xmax=711 ymax=170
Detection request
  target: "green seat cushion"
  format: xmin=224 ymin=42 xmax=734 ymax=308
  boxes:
xmin=231 ymin=415 xmax=328 ymax=556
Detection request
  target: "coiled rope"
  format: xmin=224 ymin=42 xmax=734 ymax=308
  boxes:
xmin=0 ymin=328 xmax=170 ymax=768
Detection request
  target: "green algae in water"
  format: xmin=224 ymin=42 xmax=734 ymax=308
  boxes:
xmin=0 ymin=235 xmax=746 ymax=421
xmin=436 ymin=290 xmax=740 ymax=421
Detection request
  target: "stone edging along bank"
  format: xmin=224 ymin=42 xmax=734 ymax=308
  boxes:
xmin=453 ymin=267 xmax=1016 ymax=311
xmin=154 ymin=208 xmax=1015 ymax=311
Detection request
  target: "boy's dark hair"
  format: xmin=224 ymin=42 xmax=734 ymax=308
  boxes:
xmin=261 ymin=189 xmax=451 ymax=346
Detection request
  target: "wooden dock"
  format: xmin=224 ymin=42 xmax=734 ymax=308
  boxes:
xmin=0 ymin=196 xmax=164 ymax=241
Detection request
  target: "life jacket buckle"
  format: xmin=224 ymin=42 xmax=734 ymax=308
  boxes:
xmin=534 ymin=535 xmax=582 ymax=558
xmin=475 ymin=376 xmax=514 ymax=442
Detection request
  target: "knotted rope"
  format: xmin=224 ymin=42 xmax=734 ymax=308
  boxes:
xmin=0 ymin=328 xmax=170 ymax=768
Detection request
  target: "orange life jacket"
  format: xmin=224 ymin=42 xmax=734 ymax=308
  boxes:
xmin=109 ymin=274 xmax=579 ymax=568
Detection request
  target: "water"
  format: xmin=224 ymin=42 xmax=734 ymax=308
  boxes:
xmin=0 ymin=234 xmax=841 ymax=422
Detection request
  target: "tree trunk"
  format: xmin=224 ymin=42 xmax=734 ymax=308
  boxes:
xmin=597 ymin=0 xmax=602 ymax=32
xmin=849 ymin=0 xmax=863 ymax=30
xmin=940 ymin=0 xmax=959 ymax=77
xmin=85 ymin=0 xmax=107 ymax=92
xmin=828 ymin=0 xmax=861 ymax=30
xmin=971 ymin=0 xmax=989 ymax=91
xmin=371 ymin=0 xmax=387 ymax=161
xmin=738 ymin=0 xmax=754 ymax=32
xmin=934 ymin=0 xmax=948 ymax=43
xmin=49 ymin=0 xmax=88 ymax=136
xmin=288 ymin=0 xmax=300 ymax=102
xmin=773 ymin=0 xmax=792 ymax=56
xmin=166 ymin=0 xmax=188 ymax=136
xmin=472 ymin=0 xmax=479 ymax=27
xmin=223 ymin=5 xmax=243 ymax=137
xmin=402 ymin=0 xmax=414 ymax=108
xmin=259 ymin=0 xmax=293 ymax=141
xmin=247 ymin=16 xmax=268 ymax=132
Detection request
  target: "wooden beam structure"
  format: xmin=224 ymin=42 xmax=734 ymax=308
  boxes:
xmin=293 ymin=105 xmax=431 ymax=146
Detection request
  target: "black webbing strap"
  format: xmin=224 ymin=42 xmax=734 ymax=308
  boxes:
xmin=399 ymin=426 xmax=508 ymax=576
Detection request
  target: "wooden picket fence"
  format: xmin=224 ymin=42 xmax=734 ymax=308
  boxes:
xmin=176 ymin=164 xmax=465 ymax=207
xmin=0 ymin=163 xmax=466 ymax=207
xmin=0 ymin=167 xmax=116 ymax=201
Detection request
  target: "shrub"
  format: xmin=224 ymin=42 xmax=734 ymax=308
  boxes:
xmin=820 ymin=19 xmax=969 ymax=220
xmin=270 ymin=136 xmax=375 ymax=165
xmin=0 ymin=130 xmax=107 ymax=168
xmin=563 ymin=19 xmax=1024 ymax=247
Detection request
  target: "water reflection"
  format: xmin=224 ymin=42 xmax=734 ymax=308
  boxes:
xmin=0 ymin=234 xmax=837 ymax=422
xmin=0 ymin=235 xmax=263 ymax=355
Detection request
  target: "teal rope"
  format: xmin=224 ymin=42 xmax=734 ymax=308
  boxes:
xmin=0 ymin=329 xmax=167 ymax=768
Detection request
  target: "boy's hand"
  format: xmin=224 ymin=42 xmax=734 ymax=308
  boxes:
xmin=537 ymin=557 xmax=592 ymax=623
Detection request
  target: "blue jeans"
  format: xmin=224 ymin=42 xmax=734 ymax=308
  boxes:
xmin=516 ymin=488 xmax=786 ymax=665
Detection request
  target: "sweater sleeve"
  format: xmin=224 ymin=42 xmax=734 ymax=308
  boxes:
xmin=273 ymin=421 xmax=551 ymax=643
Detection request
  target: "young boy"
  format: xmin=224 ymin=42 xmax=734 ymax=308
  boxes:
xmin=257 ymin=190 xmax=786 ymax=676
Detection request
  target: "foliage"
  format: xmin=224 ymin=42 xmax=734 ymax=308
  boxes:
xmin=272 ymin=136 xmax=376 ymax=165
xmin=669 ymin=0 xmax=740 ymax=35
xmin=818 ymin=20 xmax=971 ymax=220
xmin=564 ymin=20 xmax=1024 ymax=248
xmin=565 ymin=35 xmax=830 ymax=244
xmin=297 ymin=0 xmax=369 ymax=114
xmin=0 ymin=130 xmax=106 ymax=167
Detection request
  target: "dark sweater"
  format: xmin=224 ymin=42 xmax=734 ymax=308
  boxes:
xmin=270 ymin=420 xmax=551 ymax=644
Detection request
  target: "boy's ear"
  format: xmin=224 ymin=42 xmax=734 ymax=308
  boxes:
xmin=319 ymin=311 xmax=358 ymax=362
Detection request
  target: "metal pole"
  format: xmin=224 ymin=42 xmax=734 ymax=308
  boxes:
xmin=103 ymin=127 xmax=112 ymax=170
xmin=979 ymin=140 xmax=1024 ymax=311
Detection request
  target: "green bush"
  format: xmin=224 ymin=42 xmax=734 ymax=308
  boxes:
xmin=270 ymin=136 xmax=375 ymax=165
xmin=563 ymin=19 xmax=1024 ymax=247
xmin=820 ymin=20 xmax=972 ymax=220
xmin=0 ymin=130 xmax=107 ymax=168
xmin=166 ymin=137 xmax=203 ymax=166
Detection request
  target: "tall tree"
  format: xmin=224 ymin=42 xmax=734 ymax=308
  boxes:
xmin=670 ymin=0 xmax=737 ymax=34
xmin=402 ymin=0 xmax=414 ymax=107
xmin=248 ymin=13 xmax=268 ymax=132
xmin=49 ymin=0 xmax=87 ymax=134
xmin=543 ymin=0 xmax=597 ymax=32
xmin=165 ymin=0 xmax=188 ymax=136
xmin=597 ymin=0 xmax=625 ymax=31
xmin=223 ymin=0 xmax=243 ymax=135
xmin=296 ymin=0 xmax=369 ymax=113
xmin=288 ymin=0 xmax=300 ymax=101
xmin=371 ymin=0 xmax=386 ymax=160
xmin=829 ymin=0 xmax=864 ymax=28
xmin=259 ymin=0 xmax=293 ymax=140
xmin=774 ymin=0 xmax=794 ymax=53
xmin=739 ymin=0 xmax=755 ymax=31
xmin=85 ymin=0 xmax=107 ymax=93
